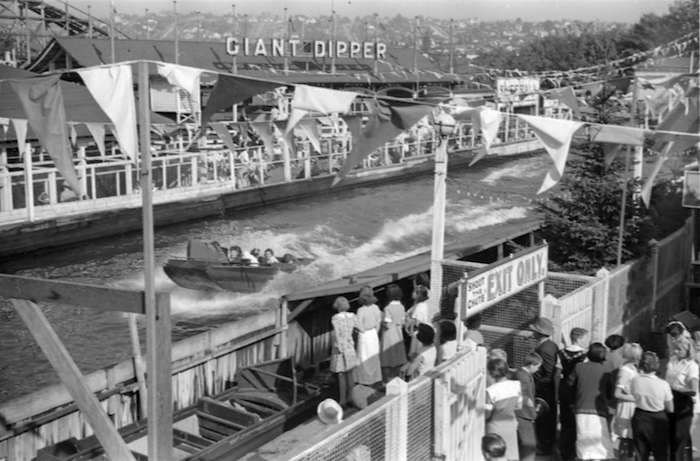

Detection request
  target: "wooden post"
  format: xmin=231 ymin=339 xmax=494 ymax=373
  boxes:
xmin=11 ymin=299 xmax=136 ymax=461
xmin=138 ymin=60 xmax=173 ymax=460
xmin=541 ymin=294 xmax=562 ymax=346
xmin=649 ymin=239 xmax=659 ymax=331
xmin=429 ymin=139 xmax=448 ymax=318
xmin=48 ymin=171 xmax=57 ymax=204
xmin=128 ymin=314 xmax=148 ymax=418
xmin=304 ymin=143 xmax=311 ymax=179
xmin=616 ymin=148 xmax=631 ymax=266
xmin=24 ymin=142 xmax=34 ymax=222
xmin=385 ymin=378 xmax=408 ymax=461
xmin=0 ymin=150 xmax=11 ymax=212
xmin=594 ymin=268 xmax=610 ymax=342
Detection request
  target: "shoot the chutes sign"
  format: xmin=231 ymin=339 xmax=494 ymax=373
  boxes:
xmin=461 ymin=245 xmax=548 ymax=318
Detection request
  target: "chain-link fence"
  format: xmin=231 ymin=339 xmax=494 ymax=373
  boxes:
xmin=286 ymin=347 xmax=486 ymax=461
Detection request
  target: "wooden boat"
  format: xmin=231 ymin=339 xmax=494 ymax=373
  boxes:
xmin=163 ymin=240 xmax=312 ymax=293
xmin=34 ymin=357 xmax=322 ymax=461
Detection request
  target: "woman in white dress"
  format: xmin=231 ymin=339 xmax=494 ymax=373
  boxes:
xmin=406 ymin=286 xmax=430 ymax=359
xmin=354 ymin=286 xmax=383 ymax=386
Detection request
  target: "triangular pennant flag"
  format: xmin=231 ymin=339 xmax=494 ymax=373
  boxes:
xmin=285 ymin=85 xmax=358 ymax=135
xmin=157 ymin=63 xmax=202 ymax=100
xmin=201 ymin=75 xmax=283 ymax=129
xmin=77 ymin=65 xmax=138 ymax=160
xmin=290 ymin=85 xmax=358 ymax=114
xmin=69 ymin=123 xmax=78 ymax=147
xmin=295 ymin=119 xmax=322 ymax=153
xmin=285 ymin=108 xmax=308 ymax=135
xmin=550 ymin=86 xmax=581 ymax=118
xmin=334 ymin=100 xmax=432 ymax=184
xmin=469 ymin=107 xmax=503 ymax=166
xmin=85 ymin=123 xmax=106 ymax=157
xmin=651 ymin=88 xmax=700 ymax=153
xmin=9 ymin=76 xmax=80 ymax=193
xmin=592 ymin=125 xmax=645 ymax=146
xmin=249 ymin=122 xmax=276 ymax=158
xmin=274 ymin=120 xmax=296 ymax=158
xmin=12 ymin=119 xmax=27 ymax=158
xmin=517 ymin=114 xmax=584 ymax=193
xmin=211 ymin=122 xmax=237 ymax=153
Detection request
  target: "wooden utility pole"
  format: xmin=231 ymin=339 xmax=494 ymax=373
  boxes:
xmin=330 ymin=0 xmax=336 ymax=74
xmin=449 ymin=19 xmax=454 ymax=75
xmin=109 ymin=0 xmax=115 ymax=63
xmin=231 ymin=4 xmax=237 ymax=74
xmin=173 ymin=0 xmax=179 ymax=64
xmin=138 ymin=60 xmax=173 ymax=460
xmin=283 ymin=6 xmax=289 ymax=74
xmin=429 ymin=139 xmax=448 ymax=318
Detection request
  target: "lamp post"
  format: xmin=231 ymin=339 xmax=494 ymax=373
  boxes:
xmin=429 ymin=111 xmax=457 ymax=319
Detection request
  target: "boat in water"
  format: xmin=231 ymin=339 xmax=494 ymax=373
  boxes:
xmin=164 ymin=240 xmax=312 ymax=293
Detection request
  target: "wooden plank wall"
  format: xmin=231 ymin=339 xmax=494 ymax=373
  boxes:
xmin=0 ymin=311 xmax=283 ymax=461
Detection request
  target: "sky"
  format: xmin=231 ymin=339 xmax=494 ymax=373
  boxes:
xmin=77 ymin=0 xmax=677 ymax=22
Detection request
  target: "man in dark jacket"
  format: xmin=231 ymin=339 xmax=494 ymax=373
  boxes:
xmin=516 ymin=352 xmax=543 ymax=461
xmin=529 ymin=316 xmax=559 ymax=456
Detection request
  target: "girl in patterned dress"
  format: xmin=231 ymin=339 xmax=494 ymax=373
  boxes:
xmin=330 ymin=296 xmax=359 ymax=406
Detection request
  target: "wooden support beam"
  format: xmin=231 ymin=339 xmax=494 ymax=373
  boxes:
xmin=147 ymin=293 xmax=173 ymax=460
xmin=139 ymin=60 xmax=173 ymax=461
xmin=11 ymin=298 xmax=136 ymax=461
xmin=0 ymin=274 xmax=145 ymax=314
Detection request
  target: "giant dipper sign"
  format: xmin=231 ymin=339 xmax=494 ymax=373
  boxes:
xmin=226 ymin=38 xmax=387 ymax=59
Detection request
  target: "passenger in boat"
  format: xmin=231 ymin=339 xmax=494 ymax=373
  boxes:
xmin=262 ymin=248 xmax=280 ymax=265
xmin=280 ymin=253 xmax=297 ymax=264
xmin=240 ymin=248 xmax=259 ymax=266
xmin=380 ymin=284 xmax=407 ymax=381
xmin=354 ymin=286 xmax=383 ymax=387
xmin=330 ymin=296 xmax=359 ymax=406
xmin=228 ymin=245 xmax=243 ymax=264
xmin=250 ymin=248 xmax=263 ymax=265
xmin=400 ymin=323 xmax=436 ymax=380
xmin=406 ymin=285 xmax=431 ymax=359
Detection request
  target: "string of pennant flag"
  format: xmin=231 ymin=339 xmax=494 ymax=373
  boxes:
xmin=466 ymin=32 xmax=699 ymax=79
xmin=0 ymin=59 xmax=697 ymax=208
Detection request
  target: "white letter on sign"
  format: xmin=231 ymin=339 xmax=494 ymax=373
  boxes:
xmin=314 ymin=40 xmax=326 ymax=58
xmin=350 ymin=41 xmax=361 ymax=58
xmin=376 ymin=42 xmax=387 ymax=59
xmin=226 ymin=38 xmax=239 ymax=56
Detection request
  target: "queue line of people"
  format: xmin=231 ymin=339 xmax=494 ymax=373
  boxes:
xmin=328 ymin=281 xmax=463 ymax=408
xmin=482 ymin=316 xmax=700 ymax=461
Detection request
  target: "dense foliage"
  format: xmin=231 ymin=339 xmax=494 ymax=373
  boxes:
xmin=537 ymin=142 xmax=689 ymax=273
xmin=476 ymin=0 xmax=699 ymax=71
xmin=537 ymin=145 xmax=653 ymax=272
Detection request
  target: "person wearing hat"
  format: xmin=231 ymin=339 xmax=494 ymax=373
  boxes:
xmin=317 ymin=398 xmax=343 ymax=425
xmin=529 ymin=316 xmax=559 ymax=456
xmin=353 ymin=286 xmax=382 ymax=386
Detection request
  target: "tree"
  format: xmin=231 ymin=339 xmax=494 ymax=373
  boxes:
xmin=536 ymin=144 xmax=657 ymax=273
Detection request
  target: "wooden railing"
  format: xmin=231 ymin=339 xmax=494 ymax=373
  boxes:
xmin=0 ymin=120 xmax=539 ymax=227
